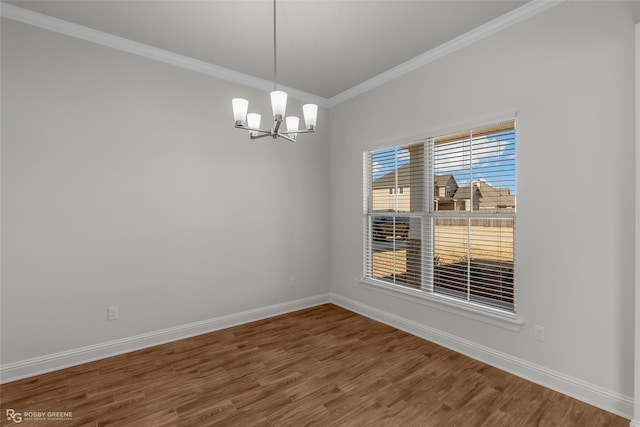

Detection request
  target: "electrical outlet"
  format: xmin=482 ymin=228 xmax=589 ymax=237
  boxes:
xmin=534 ymin=325 xmax=544 ymax=341
xmin=107 ymin=306 xmax=119 ymax=321
xmin=289 ymin=277 xmax=296 ymax=287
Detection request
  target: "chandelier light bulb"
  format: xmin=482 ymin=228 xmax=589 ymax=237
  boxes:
xmin=232 ymin=98 xmax=249 ymax=125
xmin=270 ymin=91 xmax=288 ymax=120
xmin=247 ymin=113 xmax=261 ymax=137
xmin=286 ymin=116 xmax=299 ymax=134
xmin=302 ymin=104 xmax=318 ymax=130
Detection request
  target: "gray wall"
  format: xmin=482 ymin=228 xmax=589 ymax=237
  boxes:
xmin=329 ymin=0 xmax=636 ymax=402
xmin=1 ymin=19 xmax=330 ymax=363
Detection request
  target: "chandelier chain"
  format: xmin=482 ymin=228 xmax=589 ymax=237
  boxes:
xmin=273 ymin=0 xmax=277 ymax=91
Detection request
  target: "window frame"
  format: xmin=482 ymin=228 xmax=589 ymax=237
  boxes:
xmin=362 ymin=120 xmax=521 ymax=329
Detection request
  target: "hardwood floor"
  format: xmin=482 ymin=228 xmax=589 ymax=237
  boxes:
xmin=0 ymin=304 xmax=629 ymax=426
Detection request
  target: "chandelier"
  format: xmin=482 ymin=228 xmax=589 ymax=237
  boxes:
xmin=231 ymin=0 xmax=317 ymax=142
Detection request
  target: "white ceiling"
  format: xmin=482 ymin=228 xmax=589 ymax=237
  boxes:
xmin=3 ymin=0 xmax=542 ymax=103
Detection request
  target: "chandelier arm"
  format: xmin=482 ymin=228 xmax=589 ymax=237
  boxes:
xmin=234 ymin=124 xmax=270 ymax=134
xmin=235 ymin=124 xmax=298 ymax=143
xmin=280 ymin=129 xmax=315 ymax=135
xmin=276 ymin=133 xmax=296 ymax=143
xmin=250 ymin=132 xmax=273 ymax=140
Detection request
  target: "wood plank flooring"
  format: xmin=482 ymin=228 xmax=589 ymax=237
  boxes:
xmin=0 ymin=304 xmax=629 ymax=426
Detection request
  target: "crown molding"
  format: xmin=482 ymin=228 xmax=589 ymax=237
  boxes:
xmin=1 ymin=1 xmax=562 ymax=109
xmin=0 ymin=2 xmax=331 ymax=108
xmin=327 ymin=0 xmax=564 ymax=107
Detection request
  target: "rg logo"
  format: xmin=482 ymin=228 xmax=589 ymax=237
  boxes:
xmin=6 ymin=409 xmax=22 ymax=423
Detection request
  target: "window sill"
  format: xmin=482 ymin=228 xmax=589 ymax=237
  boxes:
xmin=360 ymin=278 xmax=524 ymax=332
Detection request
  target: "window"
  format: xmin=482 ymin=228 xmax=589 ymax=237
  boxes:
xmin=364 ymin=120 xmax=516 ymax=313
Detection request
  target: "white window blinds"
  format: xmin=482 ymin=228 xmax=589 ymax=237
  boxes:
xmin=364 ymin=120 xmax=516 ymax=313
xmin=364 ymin=143 xmax=427 ymax=288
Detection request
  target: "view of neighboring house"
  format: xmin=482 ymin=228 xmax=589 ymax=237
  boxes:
xmin=373 ymin=164 xmax=515 ymax=212
xmin=435 ymin=178 xmax=516 ymax=212
xmin=372 ymin=163 xmax=413 ymax=211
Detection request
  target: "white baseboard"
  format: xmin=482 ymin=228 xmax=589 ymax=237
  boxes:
xmin=630 ymin=420 xmax=640 ymax=427
xmin=329 ymin=292 xmax=634 ymax=420
xmin=0 ymin=293 xmax=330 ymax=384
xmin=2 ymin=291 xmax=633 ymax=420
